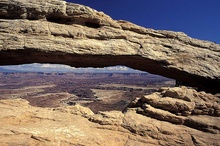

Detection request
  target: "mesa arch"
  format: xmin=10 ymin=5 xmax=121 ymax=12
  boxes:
xmin=0 ymin=0 xmax=219 ymax=93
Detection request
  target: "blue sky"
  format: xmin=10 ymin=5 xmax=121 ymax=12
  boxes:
xmin=67 ymin=0 xmax=220 ymax=44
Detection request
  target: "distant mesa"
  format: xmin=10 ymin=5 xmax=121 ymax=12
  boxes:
xmin=0 ymin=64 xmax=146 ymax=73
xmin=0 ymin=0 xmax=219 ymax=93
xmin=0 ymin=67 xmax=18 ymax=73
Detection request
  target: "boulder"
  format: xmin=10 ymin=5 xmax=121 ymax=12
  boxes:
xmin=140 ymin=93 xmax=195 ymax=116
xmin=137 ymin=104 xmax=185 ymax=124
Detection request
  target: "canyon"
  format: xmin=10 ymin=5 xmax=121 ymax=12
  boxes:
xmin=0 ymin=84 xmax=219 ymax=145
xmin=0 ymin=0 xmax=219 ymax=93
xmin=0 ymin=0 xmax=219 ymax=145
xmin=0 ymin=72 xmax=175 ymax=112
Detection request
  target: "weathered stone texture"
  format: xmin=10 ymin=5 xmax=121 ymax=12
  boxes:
xmin=0 ymin=86 xmax=219 ymax=145
xmin=0 ymin=0 xmax=219 ymax=93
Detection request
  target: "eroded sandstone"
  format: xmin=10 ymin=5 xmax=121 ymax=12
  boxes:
xmin=0 ymin=0 xmax=219 ymax=93
xmin=0 ymin=1 xmax=219 ymax=145
xmin=128 ymin=86 xmax=220 ymax=134
xmin=0 ymin=86 xmax=219 ymax=145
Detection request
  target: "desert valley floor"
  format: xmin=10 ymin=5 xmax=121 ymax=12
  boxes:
xmin=0 ymin=72 xmax=175 ymax=113
xmin=0 ymin=72 xmax=219 ymax=145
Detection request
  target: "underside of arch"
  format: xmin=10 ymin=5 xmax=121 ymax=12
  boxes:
xmin=0 ymin=0 xmax=219 ymax=93
xmin=0 ymin=49 xmax=219 ymax=93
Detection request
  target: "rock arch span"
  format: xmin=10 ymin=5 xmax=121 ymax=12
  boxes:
xmin=0 ymin=0 xmax=219 ymax=93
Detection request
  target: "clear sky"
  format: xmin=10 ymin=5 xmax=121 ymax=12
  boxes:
xmin=66 ymin=0 xmax=219 ymax=44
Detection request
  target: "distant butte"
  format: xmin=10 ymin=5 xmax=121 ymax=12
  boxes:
xmin=0 ymin=0 xmax=219 ymax=93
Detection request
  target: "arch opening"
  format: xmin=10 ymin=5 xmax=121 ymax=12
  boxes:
xmin=0 ymin=49 xmax=218 ymax=94
xmin=0 ymin=63 xmax=175 ymax=113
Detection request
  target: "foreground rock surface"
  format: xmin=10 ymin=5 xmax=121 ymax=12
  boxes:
xmin=0 ymin=86 xmax=219 ymax=146
xmin=0 ymin=0 xmax=219 ymax=93
xmin=129 ymin=86 xmax=220 ymax=135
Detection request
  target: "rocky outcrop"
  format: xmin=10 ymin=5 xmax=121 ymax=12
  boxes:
xmin=128 ymin=86 xmax=220 ymax=134
xmin=0 ymin=0 xmax=219 ymax=93
xmin=0 ymin=1 xmax=219 ymax=145
xmin=0 ymin=86 xmax=219 ymax=145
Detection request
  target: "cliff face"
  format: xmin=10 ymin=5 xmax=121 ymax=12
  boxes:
xmin=0 ymin=0 xmax=219 ymax=93
xmin=0 ymin=86 xmax=219 ymax=146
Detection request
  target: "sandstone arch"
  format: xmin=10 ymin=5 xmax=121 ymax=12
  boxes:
xmin=0 ymin=0 xmax=219 ymax=93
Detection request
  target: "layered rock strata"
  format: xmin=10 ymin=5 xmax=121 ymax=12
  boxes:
xmin=0 ymin=0 xmax=219 ymax=93
xmin=128 ymin=86 xmax=220 ymax=134
xmin=0 ymin=1 xmax=219 ymax=145
xmin=0 ymin=86 xmax=219 ymax=145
